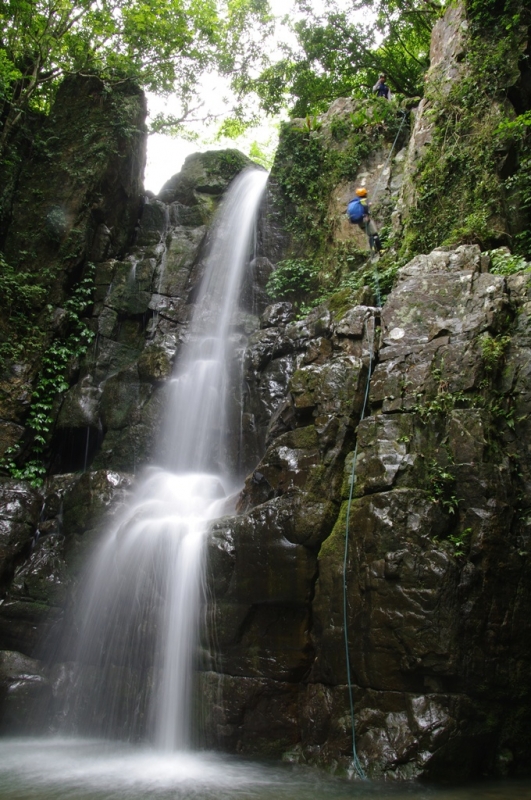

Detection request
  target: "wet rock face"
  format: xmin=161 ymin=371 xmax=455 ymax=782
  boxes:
xmin=0 ymin=76 xmax=147 ymax=462
xmin=204 ymin=244 xmax=531 ymax=781
xmin=0 ymin=470 xmax=134 ymax=658
xmin=202 ymin=300 xmax=378 ymax=754
xmin=51 ymin=149 xmax=258 ymax=475
xmin=0 ymin=102 xmax=262 ymax=708
xmin=0 ymin=651 xmax=51 ymax=734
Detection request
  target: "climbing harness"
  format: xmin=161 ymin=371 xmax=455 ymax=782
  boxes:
xmin=342 ymin=311 xmax=377 ymax=782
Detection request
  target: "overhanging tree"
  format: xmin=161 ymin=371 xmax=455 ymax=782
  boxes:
xmin=0 ymin=0 xmax=273 ymax=151
xmin=243 ymin=0 xmax=440 ymax=117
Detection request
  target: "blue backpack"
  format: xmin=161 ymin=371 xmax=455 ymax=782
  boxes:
xmin=347 ymin=197 xmax=367 ymax=223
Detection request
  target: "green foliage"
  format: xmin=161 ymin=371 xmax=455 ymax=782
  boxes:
xmin=403 ymin=93 xmax=503 ymax=255
xmin=466 ymin=0 xmax=523 ymax=32
xmin=265 ymin=258 xmax=319 ymax=306
xmin=448 ymin=527 xmax=472 ymax=557
xmin=284 ymin=250 xmax=400 ymax=320
xmin=331 ymin=253 xmax=399 ymax=305
xmin=0 ymin=264 xmax=96 ymax=486
xmin=0 ymin=0 xmax=273 ymax=148
xmin=501 ymin=114 xmax=531 ymax=254
xmin=415 ymin=390 xmax=470 ymax=420
xmin=216 ymin=117 xmax=250 ymax=139
xmin=0 ymin=253 xmax=47 ymax=370
xmin=349 ymin=99 xmax=398 ymax=131
xmin=480 ymin=333 xmax=511 ymax=374
xmin=401 ymin=0 xmax=531 ymax=260
xmin=202 ymin=149 xmax=251 ymax=180
xmin=271 ymin=123 xmax=327 ymax=244
xmin=249 ymin=0 xmax=437 ymax=118
xmin=488 ymin=248 xmax=530 ymax=276
xmin=248 ymin=140 xmax=275 ymax=170
xmin=413 ymin=382 xmax=516 ymax=434
xmin=330 ymin=117 xmax=351 ymax=142
xmin=427 ymin=458 xmax=459 ymax=515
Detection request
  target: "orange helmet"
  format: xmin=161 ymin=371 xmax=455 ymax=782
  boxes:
xmin=355 ymin=187 xmax=367 ymax=197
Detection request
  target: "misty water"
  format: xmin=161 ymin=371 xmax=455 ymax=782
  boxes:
xmin=4 ymin=170 xmax=529 ymax=799
xmin=57 ymin=168 xmax=268 ymax=747
xmin=0 ymin=739 xmax=530 ymax=800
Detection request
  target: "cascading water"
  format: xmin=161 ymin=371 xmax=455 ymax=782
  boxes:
xmin=2 ymin=175 xmax=531 ymax=800
xmin=64 ymin=167 xmax=268 ymax=749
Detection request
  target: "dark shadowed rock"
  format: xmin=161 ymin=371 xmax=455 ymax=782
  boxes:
xmin=0 ymin=651 xmax=51 ymax=733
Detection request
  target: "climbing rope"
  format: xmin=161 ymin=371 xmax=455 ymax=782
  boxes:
xmin=371 ymin=109 xmax=409 ymax=205
xmin=363 ymin=109 xmax=409 ymax=306
xmin=341 ymin=115 xmax=407 ymax=776
xmin=342 ymin=310 xmax=377 ymax=782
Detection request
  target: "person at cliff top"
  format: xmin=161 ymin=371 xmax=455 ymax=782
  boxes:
xmin=373 ymin=73 xmax=391 ymax=100
xmin=347 ymin=188 xmax=382 ymax=253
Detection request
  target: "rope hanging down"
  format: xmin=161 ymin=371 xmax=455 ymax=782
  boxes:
xmin=371 ymin=110 xmax=408 ymax=205
xmin=365 ymin=109 xmax=408 ymax=306
xmin=342 ymin=310 xmax=377 ymax=781
xmin=342 ymin=110 xmax=407 ymax=780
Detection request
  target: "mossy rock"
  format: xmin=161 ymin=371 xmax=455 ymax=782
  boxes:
xmin=158 ymin=149 xmax=255 ymax=204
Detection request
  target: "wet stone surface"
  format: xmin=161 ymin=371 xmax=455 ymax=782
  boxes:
xmin=2 ymin=72 xmax=531 ymax=783
xmin=201 ymin=244 xmax=531 ymax=781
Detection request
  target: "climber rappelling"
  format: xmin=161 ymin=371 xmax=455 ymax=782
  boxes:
xmin=347 ymin=187 xmax=382 ymax=253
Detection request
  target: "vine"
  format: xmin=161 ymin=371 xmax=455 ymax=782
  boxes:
xmin=426 ymin=457 xmax=460 ymax=515
xmin=265 ymin=258 xmax=319 ymax=307
xmin=1 ymin=264 xmax=96 ymax=486
xmin=0 ymin=253 xmax=48 ymax=370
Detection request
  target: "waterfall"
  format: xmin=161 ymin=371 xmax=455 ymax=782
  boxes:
xmin=161 ymin=172 xmax=266 ymax=474
xmin=65 ymin=167 xmax=268 ymax=749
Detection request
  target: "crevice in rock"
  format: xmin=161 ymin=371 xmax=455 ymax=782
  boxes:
xmin=48 ymin=424 xmax=104 ymax=474
xmin=507 ymin=31 xmax=531 ymax=115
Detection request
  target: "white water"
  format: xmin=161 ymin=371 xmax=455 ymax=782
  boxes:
xmin=0 ymin=739 xmax=529 ymax=800
xmin=67 ymin=168 xmax=268 ymax=749
xmin=162 ymin=169 xmax=268 ymax=474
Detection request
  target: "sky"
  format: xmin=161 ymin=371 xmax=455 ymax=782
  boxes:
xmin=144 ymin=87 xmax=282 ymax=193
xmin=142 ymin=0 xmax=371 ymax=194
xmin=143 ymin=0 xmax=306 ymax=193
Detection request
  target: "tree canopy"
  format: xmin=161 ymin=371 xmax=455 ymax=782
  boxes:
xmin=0 ymin=0 xmax=444 ymax=154
xmin=240 ymin=0 xmax=440 ymax=118
xmin=0 ymin=0 xmax=272 ymax=150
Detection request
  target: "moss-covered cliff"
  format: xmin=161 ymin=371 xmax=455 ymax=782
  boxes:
xmin=263 ymin=0 xmax=531 ymax=310
xmin=0 ymin=76 xmax=147 ymax=478
xmin=1 ymin=0 xmax=531 ymax=785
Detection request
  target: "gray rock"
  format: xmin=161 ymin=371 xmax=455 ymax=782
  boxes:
xmin=260 ymin=303 xmax=294 ymax=328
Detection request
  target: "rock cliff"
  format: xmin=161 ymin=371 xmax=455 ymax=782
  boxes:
xmin=1 ymin=0 xmax=531 ymax=784
xmin=205 ymin=244 xmax=531 ymax=781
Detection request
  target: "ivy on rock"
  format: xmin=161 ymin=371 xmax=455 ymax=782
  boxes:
xmin=0 ymin=264 xmax=96 ymax=486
